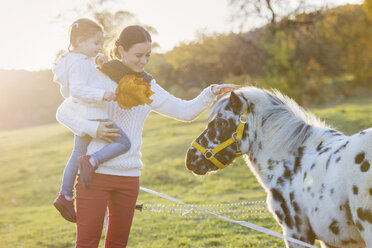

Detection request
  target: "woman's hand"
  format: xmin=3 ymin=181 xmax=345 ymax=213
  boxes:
xmin=97 ymin=121 xmax=121 ymax=143
xmin=211 ymin=84 xmax=241 ymax=95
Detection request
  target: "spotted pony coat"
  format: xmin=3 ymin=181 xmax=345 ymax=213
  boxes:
xmin=186 ymin=87 xmax=372 ymax=248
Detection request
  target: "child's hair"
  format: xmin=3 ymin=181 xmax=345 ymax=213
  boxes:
xmin=68 ymin=18 xmax=103 ymax=51
xmin=110 ymin=25 xmax=152 ymax=59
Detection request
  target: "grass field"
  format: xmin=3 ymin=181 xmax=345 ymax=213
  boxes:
xmin=0 ymin=97 xmax=371 ymax=248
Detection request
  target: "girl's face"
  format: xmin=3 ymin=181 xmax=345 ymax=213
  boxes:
xmin=119 ymin=41 xmax=151 ymax=73
xmin=75 ymin=31 xmax=104 ymax=58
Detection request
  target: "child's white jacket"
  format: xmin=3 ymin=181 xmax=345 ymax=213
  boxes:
xmin=53 ymin=52 xmax=109 ymax=130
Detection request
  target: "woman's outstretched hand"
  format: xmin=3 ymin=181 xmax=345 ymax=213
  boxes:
xmin=97 ymin=121 xmax=121 ymax=143
xmin=211 ymin=84 xmax=241 ymax=95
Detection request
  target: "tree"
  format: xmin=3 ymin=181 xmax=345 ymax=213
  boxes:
xmin=228 ymin=0 xmax=333 ymax=33
xmin=363 ymin=0 xmax=372 ymax=20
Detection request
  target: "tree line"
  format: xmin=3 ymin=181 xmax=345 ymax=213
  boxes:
xmin=64 ymin=0 xmax=372 ymax=104
xmin=145 ymin=3 xmax=372 ymax=105
xmin=2 ymin=1 xmax=372 ymax=131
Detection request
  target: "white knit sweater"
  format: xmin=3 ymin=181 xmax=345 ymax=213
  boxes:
xmin=53 ymin=52 xmax=108 ymax=121
xmin=56 ymin=72 xmax=216 ymax=176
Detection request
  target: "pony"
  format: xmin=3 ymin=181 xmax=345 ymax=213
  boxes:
xmin=185 ymin=87 xmax=372 ymax=248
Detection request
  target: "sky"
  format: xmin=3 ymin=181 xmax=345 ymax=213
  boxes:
xmin=0 ymin=0 xmax=364 ymax=71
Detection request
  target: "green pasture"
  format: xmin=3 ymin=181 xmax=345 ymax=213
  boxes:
xmin=0 ymin=97 xmax=371 ymax=248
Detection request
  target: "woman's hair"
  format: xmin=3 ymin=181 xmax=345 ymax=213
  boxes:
xmin=68 ymin=18 xmax=103 ymax=51
xmin=110 ymin=25 xmax=152 ymax=59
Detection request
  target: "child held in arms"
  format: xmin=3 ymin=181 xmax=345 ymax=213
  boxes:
xmin=52 ymin=18 xmax=131 ymax=222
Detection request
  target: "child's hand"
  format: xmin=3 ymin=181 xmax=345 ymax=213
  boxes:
xmin=95 ymin=53 xmax=108 ymax=69
xmin=103 ymin=91 xmax=116 ymax=102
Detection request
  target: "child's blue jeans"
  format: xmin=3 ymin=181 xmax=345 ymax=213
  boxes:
xmin=60 ymin=119 xmax=131 ymax=197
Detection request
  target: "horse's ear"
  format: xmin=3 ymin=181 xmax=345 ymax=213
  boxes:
xmin=227 ymin=91 xmax=243 ymax=114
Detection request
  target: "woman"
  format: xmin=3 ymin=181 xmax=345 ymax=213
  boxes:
xmin=56 ymin=25 xmax=239 ymax=248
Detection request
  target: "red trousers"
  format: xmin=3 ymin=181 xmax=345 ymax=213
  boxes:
xmin=75 ymin=174 xmax=139 ymax=248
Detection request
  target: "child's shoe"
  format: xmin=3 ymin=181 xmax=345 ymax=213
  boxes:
xmin=53 ymin=194 xmax=76 ymax=223
xmin=135 ymin=203 xmax=143 ymax=211
xmin=78 ymin=155 xmax=98 ymax=189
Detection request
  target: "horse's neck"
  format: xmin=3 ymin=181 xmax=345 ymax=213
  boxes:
xmin=243 ymin=130 xmax=295 ymax=188
xmin=242 ymin=125 xmax=344 ymax=189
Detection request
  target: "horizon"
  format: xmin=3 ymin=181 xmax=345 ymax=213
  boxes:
xmin=0 ymin=0 xmax=363 ymax=71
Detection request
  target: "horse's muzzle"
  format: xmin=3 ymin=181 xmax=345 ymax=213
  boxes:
xmin=185 ymin=148 xmax=209 ymax=175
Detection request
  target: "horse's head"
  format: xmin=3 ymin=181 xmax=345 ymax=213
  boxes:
xmin=186 ymin=91 xmax=250 ymax=175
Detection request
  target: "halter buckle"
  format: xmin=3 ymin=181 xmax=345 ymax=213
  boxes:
xmin=240 ymin=114 xmax=247 ymax=124
xmin=232 ymin=132 xmax=238 ymax=141
xmin=232 ymin=132 xmax=242 ymax=152
xmin=203 ymin=150 xmax=214 ymax=160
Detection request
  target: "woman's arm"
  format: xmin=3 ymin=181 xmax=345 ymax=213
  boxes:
xmin=56 ymin=100 xmax=120 ymax=142
xmin=56 ymin=99 xmax=100 ymax=137
xmin=151 ymin=81 xmax=240 ymax=121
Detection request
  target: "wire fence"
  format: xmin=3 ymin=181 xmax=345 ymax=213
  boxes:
xmin=137 ymin=187 xmax=319 ymax=248
xmin=140 ymin=200 xmax=270 ymax=219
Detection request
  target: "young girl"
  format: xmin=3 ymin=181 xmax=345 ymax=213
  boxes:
xmin=52 ymin=18 xmax=131 ymax=223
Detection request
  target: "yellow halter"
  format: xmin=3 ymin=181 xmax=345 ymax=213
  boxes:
xmin=191 ymin=106 xmax=249 ymax=169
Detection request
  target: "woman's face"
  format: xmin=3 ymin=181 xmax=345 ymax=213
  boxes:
xmin=119 ymin=41 xmax=151 ymax=73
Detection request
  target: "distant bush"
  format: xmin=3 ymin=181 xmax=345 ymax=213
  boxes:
xmin=0 ymin=70 xmax=63 ymax=131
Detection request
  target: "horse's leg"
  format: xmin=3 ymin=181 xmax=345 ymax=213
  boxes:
xmin=319 ymin=242 xmax=341 ymax=248
xmin=268 ymin=190 xmax=316 ymax=248
xmin=319 ymin=241 xmax=366 ymax=248
xmin=363 ymin=237 xmax=372 ymax=248
xmin=269 ymin=201 xmax=315 ymax=247
xmin=347 ymin=202 xmax=369 ymax=248
xmin=282 ymin=227 xmax=316 ymax=248
xmin=356 ymin=219 xmax=371 ymax=248
xmin=284 ymin=239 xmax=312 ymax=248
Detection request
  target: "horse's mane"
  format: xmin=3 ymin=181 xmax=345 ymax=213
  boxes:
xmin=208 ymin=87 xmax=328 ymax=153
